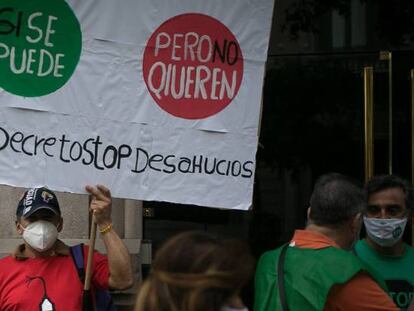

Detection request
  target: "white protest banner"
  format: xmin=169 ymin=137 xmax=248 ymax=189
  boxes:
xmin=0 ymin=0 xmax=274 ymax=210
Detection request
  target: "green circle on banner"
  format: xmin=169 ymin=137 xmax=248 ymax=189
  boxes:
xmin=0 ymin=0 xmax=82 ymax=97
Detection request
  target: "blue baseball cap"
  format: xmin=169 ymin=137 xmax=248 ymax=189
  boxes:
xmin=16 ymin=187 xmax=61 ymax=218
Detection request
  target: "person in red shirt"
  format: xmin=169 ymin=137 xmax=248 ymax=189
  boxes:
xmin=0 ymin=185 xmax=133 ymax=310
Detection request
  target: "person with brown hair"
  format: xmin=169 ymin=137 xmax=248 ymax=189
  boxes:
xmin=135 ymin=231 xmax=254 ymax=311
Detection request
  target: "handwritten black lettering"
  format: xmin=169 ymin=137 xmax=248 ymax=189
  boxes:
xmin=33 ymin=136 xmax=45 ymax=155
xmin=131 ymin=148 xmax=148 ymax=173
xmin=0 ymin=126 xmax=254 ymax=181
xmin=204 ymin=157 xmax=216 ymax=174
xmin=82 ymin=138 xmax=94 ymax=165
xmin=22 ymin=134 xmax=34 ymax=156
xmin=59 ymin=134 xmax=70 ymax=163
xmin=192 ymin=155 xmax=203 ymax=173
xmin=10 ymin=131 xmax=24 ymax=153
xmin=163 ymin=155 xmax=176 ymax=173
xmin=0 ymin=127 xmax=9 ymax=150
xmin=103 ymin=145 xmax=117 ymax=169
xmin=149 ymin=154 xmax=163 ymax=172
xmin=69 ymin=141 xmax=82 ymax=161
xmin=231 ymin=160 xmax=241 ymax=177
xmin=178 ymin=157 xmax=191 ymax=173
xmin=216 ymin=159 xmax=226 ymax=175
xmin=242 ymin=161 xmax=253 ymax=178
xmin=43 ymin=137 xmax=56 ymax=157
xmin=117 ymin=144 xmax=131 ymax=169
xmin=91 ymin=136 xmax=104 ymax=170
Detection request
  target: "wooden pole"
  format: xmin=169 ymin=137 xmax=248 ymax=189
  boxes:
xmin=84 ymin=215 xmax=97 ymax=291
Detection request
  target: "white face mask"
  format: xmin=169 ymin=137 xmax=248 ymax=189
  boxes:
xmin=363 ymin=216 xmax=407 ymax=247
xmin=21 ymin=220 xmax=58 ymax=252
xmin=221 ymin=306 xmax=249 ymax=311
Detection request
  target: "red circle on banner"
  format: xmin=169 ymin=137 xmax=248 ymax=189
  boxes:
xmin=143 ymin=13 xmax=243 ymax=119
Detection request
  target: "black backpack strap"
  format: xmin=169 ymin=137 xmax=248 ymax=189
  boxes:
xmin=277 ymin=243 xmax=290 ymax=311
xmin=70 ymin=243 xmax=86 ymax=283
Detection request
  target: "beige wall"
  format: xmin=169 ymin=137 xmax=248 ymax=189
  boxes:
xmin=0 ymin=185 xmax=143 ymax=247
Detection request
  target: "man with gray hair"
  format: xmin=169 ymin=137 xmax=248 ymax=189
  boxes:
xmin=255 ymin=173 xmax=397 ymax=310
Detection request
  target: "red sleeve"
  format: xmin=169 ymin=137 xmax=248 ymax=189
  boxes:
xmin=325 ymin=272 xmax=399 ymax=311
xmin=82 ymin=245 xmax=109 ymax=290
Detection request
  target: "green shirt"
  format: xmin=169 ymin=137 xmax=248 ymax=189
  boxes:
xmin=355 ymin=239 xmax=414 ymax=310
xmin=254 ymin=245 xmax=375 ymax=311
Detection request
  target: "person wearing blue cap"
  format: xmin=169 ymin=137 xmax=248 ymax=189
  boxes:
xmin=0 ymin=185 xmax=133 ymax=310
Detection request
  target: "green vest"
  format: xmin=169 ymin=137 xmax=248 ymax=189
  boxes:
xmin=254 ymin=245 xmax=387 ymax=311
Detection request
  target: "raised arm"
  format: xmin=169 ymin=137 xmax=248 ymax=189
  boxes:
xmin=86 ymin=184 xmax=133 ymax=290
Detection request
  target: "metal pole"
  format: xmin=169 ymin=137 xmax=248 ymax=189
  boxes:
xmin=411 ymin=69 xmax=414 ymax=246
xmin=380 ymin=51 xmax=393 ymax=174
xmin=364 ymin=67 xmax=374 ymax=182
xmin=388 ymin=52 xmax=393 ymax=175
